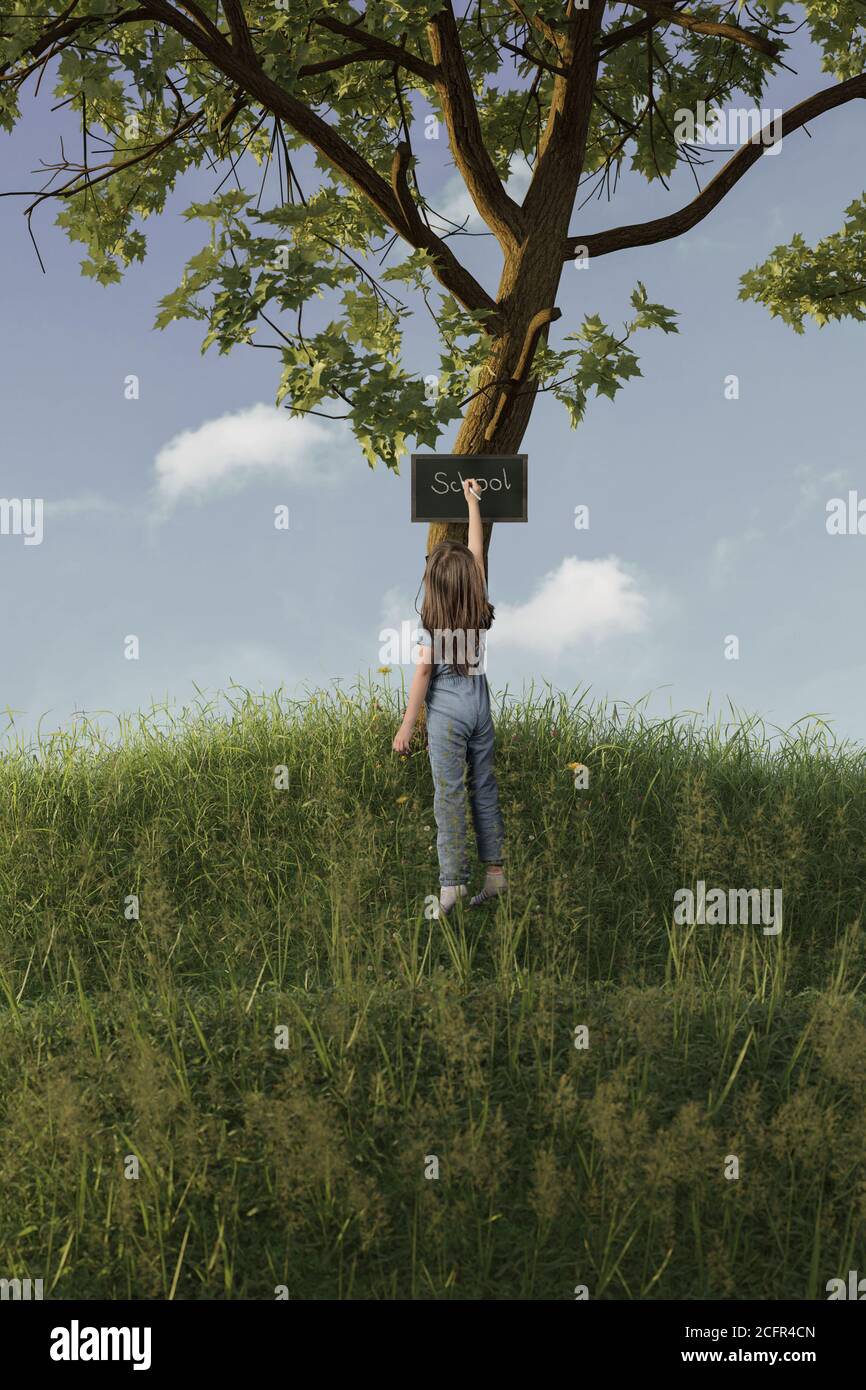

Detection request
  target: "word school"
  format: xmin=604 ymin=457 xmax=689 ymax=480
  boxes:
xmin=430 ymin=468 xmax=512 ymax=495
xmin=49 ymin=1321 xmax=152 ymax=1371
xmin=673 ymin=883 xmax=782 ymax=935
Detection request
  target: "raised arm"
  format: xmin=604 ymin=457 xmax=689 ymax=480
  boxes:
xmin=462 ymin=477 xmax=486 ymax=586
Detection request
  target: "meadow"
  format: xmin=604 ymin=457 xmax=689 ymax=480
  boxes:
xmin=1 ymin=681 xmax=865 ymax=1299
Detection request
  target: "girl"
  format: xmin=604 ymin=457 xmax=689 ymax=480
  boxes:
xmin=393 ymin=478 xmax=506 ymax=914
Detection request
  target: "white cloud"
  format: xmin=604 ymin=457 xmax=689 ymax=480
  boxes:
xmin=153 ymin=404 xmax=349 ymax=507
xmin=492 ymin=556 xmax=649 ymax=658
xmin=709 ymin=527 xmax=764 ymax=588
xmin=380 ymin=586 xmax=417 ymax=629
xmin=781 ymin=462 xmax=848 ymax=534
xmin=381 ymin=559 xmax=649 ymax=662
xmin=377 ymin=586 xmax=425 ymax=666
xmin=44 ymin=494 xmax=128 ymax=519
xmin=429 ymin=160 xmax=533 ymax=235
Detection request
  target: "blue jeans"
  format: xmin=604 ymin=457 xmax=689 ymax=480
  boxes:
xmin=425 ymin=673 xmax=505 ymax=887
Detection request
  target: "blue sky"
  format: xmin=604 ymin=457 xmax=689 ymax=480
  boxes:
xmin=1 ymin=18 xmax=865 ymax=746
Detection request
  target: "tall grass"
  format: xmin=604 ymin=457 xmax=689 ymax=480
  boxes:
xmin=1 ymin=680 xmax=865 ymax=1299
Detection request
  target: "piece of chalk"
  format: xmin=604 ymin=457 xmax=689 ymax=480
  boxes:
xmin=470 ymin=487 xmax=482 ymax=500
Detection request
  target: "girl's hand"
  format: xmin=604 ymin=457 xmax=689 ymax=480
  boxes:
xmin=393 ymin=723 xmax=413 ymax=755
xmin=462 ymin=477 xmax=481 ymax=508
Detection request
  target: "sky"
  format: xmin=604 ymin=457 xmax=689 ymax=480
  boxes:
xmin=1 ymin=13 xmax=865 ymax=749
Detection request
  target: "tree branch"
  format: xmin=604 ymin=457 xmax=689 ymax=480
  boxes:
xmin=596 ymin=12 xmax=659 ymax=56
xmin=564 ymin=73 xmax=866 ymax=262
xmin=524 ymin=0 xmax=606 ymax=221
xmin=502 ymin=0 xmax=563 ymax=53
xmin=390 ymin=140 xmax=425 ymax=239
xmin=174 ymin=1 xmax=223 ymax=46
xmin=298 ymin=47 xmax=387 ymax=80
xmin=617 ymin=1 xmax=781 ymax=58
xmin=312 ymin=12 xmax=438 ymax=84
xmin=501 ymin=39 xmax=568 ymax=79
xmin=427 ymin=3 xmax=525 ymax=251
xmin=1 ymin=109 xmax=203 ymax=213
xmin=222 ymin=0 xmax=257 ymax=65
xmin=131 ymin=1 xmax=497 ymax=320
xmin=0 ymin=6 xmax=151 ymax=79
xmin=483 ymin=306 xmax=561 ymax=441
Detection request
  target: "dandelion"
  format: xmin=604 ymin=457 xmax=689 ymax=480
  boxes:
xmin=395 ymin=794 xmax=409 ymax=806
xmin=378 ymin=666 xmax=392 ymax=675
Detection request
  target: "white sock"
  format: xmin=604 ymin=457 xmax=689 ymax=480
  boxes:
xmin=439 ymin=885 xmax=468 ymax=915
xmin=470 ymin=869 xmax=506 ymax=908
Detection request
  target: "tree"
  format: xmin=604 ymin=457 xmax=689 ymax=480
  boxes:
xmin=2 ymin=1 xmax=865 ymax=568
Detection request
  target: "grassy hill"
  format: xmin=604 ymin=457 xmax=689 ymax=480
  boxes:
xmin=1 ymin=682 xmax=865 ymax=1299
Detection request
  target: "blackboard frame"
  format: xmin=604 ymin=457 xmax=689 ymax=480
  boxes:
xmin=410 ymin=454 xmax=528 ymax=523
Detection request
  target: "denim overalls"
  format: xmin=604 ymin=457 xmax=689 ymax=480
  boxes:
xmin=422 ymin=629 xmax=505 ymax=887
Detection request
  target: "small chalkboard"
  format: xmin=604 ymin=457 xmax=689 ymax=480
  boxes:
xmin=411 ymin=454 xmax=527 ymax=523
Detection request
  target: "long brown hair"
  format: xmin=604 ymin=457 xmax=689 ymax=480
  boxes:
xmin=418 ymin=539 xmax=494 ymax=676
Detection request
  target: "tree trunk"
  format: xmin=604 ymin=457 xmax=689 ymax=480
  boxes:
xmin=425 ymin=2 xmax=605 ymax=576
xmin=416 ymin=1 xmax=605 ymax=742
xmin=424 ymin=270 xmax=561 ymax=579
xmin=423 ymin=181 xmax=592 ymax=574
xmin=424 ymin=323 xmax=543 ymax=579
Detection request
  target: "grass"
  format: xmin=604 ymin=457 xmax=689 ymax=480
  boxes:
xmin=1 ymin=679 xmax=865 ymax=1300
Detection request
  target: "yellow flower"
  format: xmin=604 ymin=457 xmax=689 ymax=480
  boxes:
xmin=395 ymin=794 xmax=410 ymax=805
xmin=566 ymin=761 xmax=587 ymax=772
xmin=378 ymin=666 xmax=392 ymax=675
